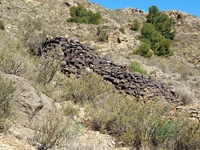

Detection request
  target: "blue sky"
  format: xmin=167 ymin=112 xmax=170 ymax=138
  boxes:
xmin=88 ymin=0 xmax=200 ymax=17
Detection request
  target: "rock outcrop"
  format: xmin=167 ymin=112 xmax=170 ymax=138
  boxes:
xmin=41 ymin=37 xmax=183 ymax=105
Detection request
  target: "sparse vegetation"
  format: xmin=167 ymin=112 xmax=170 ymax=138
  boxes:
xmin=33 ymin=111 xmax=67 ymax=150
xmin=132 ymin=19 xmax=140 ymax=31
xmin=128 ymin=61 xmax=148 ymax=75
xmin=34 ymin=56 xmax=60 ymax=86
xmin=60 ymin=72 xmax=114 ymax=104
xmin=0 ymin=76 xmax=16 ymax=132
xmin=0 ymin=31 xmax=29 ymax=76
xmin=0 ymin=1 xmax=200 ymax=149
xmin=67 ymin=6 xmax=104 ymax=25
xmin=51 ymin=72 xmax=200 ymax=149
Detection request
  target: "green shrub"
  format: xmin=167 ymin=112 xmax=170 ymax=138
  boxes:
xmin=60 ymin=72 xmax=114 ymax=104
xmin=67 ymin=6 xmax=104 ymax=25
xmin=34 ymin=56 xmax=60 ymax=86
xmin=97 ymin=26 xmax=108 ymax=42
xmin=153 ymin=38 xmax=173 ymax=56
xmin=63 ymin=101 xmax=79 ymax=117
xmin=0 ymin=31 xmax=30 ymax=76
xmin=132 ymin=19 xmax=140 ymax=31
xmin=51 ymin=71 xmax=200 ymax=149
xmin=33 ymin=111 xmax=67 ymax=150
xmin=119 ymin=27 xmax=125 ymax=34
xmin=0 ymin=76 xmax=16 ymax=132
xmin=136 ymin=42 xmax=153 ymax=58
xmin=86 ymin=92 xmax=200 ymax=149
xmin=0 ymin=20 xmax=5 ymax=30
xmin=18 ymin=16 xmax=46 ymax=54
xmin=128 ymin=61 xmax=148 ymax=75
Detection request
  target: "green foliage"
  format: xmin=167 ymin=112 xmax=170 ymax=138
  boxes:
xmin=67 ymin=6 xmax=104 ymax=25
xmin=0 ymin=76 xmax=16 ymax=132
xmin=154 ymin=13 xmax=175 ymax=40
xmin=136 ymin=6 xmax=175 ymax=57
xmin=146 ymin=5 xmax=175 ymax=40
xmin=136 ymin=42 xmax=153 ymax=58
xmin=0 ymin=20 xmax=5 ymax=30
xmin=132 ymin=19 xmax=140 ymax=31
xmin=128 ymin=61 xmax=148 ymax=75
xmin=146 ymin=5 xmax=160 ymax=24
xmin=153 ymin=38 xmax=173 ymax=56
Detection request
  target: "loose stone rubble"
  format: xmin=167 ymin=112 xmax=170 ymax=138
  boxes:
xmin=41 ymin=36 xmax=183 ymax=106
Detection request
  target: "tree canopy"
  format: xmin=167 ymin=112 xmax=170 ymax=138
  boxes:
xmin=136 ymin=5 xmax=175 ymax=57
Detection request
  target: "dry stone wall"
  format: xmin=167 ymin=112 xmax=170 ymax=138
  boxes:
xmin=41 ymin=36 xmax=183 ymax=106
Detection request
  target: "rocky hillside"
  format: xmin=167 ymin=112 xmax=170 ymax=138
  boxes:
xmin=0 ymin=0 xmax=200 ymax=149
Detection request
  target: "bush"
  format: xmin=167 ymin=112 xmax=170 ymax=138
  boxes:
xmin=33 ymin=111 xmax=67 ymax=150
xmin=136 ymin=42 xmax=153 ymax=58
xmin=0 ymin=52 xmax=27 ymax=75
xmin=0 ymin=20 xmax=5 ymax=30
xmin=0 ymin=31 xmax=30 ymax=76
xmin=18 ymin=16 xmax=46 ymax=54
xmin=67 ymin=6 xmax=104 ymax=25
xmin=128 ymin=61 xmax=148 ymax=75
xmin=63 ymin=101 xmax=79 ymax=117
xmin=132 ymin=19 xmax=140 ymax=31
xmin=119 ymin=27 xmax=125 ymax=34
xmin=60 ymin=72 xmax=114 ymax=104
xmin=86 ymin=92 xmax=200 ymax=149
xmin=153 ymin=38 xmax=173 ymax=56
xmin=34 ymin=56 xmax=60 ymax=86
xmin=51 ymin=71 xmax=200 ymax=149
xmin=0 ymin=76 xmax=16 ymax=132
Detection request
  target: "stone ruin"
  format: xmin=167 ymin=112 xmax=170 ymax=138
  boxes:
xmin=41 ymin=36 xmax=183 ymax=106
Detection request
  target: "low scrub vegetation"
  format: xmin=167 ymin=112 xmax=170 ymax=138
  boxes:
xmin=136 ymin=6 xmax=175 ymax=57
xmin=67 ymin=6 xmax=104 ymax=25
xmin=0 ymin=76 xmax=16 ymax=132
xmin=60 ymin=72 xmax=114 ymax=104
xmin=33 ymin=111 xmax=68 ymax=150
xmin=128 ymin=61 xmax=148 ymax=75
xmin=57 ymin=73 xmax=200 ymax=149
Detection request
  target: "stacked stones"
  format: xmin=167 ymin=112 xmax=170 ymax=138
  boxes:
xmin=41 ymin=36 xmax=182 ymax=106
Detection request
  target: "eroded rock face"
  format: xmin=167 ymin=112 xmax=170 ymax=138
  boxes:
xmin=107 ymin=32 xmax=121 ymax=43
xmin=41 ymin=37 xmax=183 ymax=105
xmin=0 ymin=71 xmax=60 ymax=128
xmin=164 ymin=10 xmax=200 ymax=27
